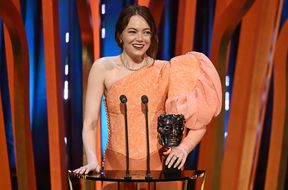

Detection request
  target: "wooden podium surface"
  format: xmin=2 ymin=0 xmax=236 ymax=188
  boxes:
xmin=68 ymin=170 xmax=205 ymax=189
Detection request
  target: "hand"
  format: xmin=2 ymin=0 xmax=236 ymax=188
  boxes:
xmin=163 ymin=146 xmax=188 ymax=169
xmin=73 ymin=162 xmax=100 ymax=175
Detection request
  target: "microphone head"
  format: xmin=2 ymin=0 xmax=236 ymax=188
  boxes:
xmin=141 ymin=95 xmax=148 ymax=104
xmin=120 ymin=95 xmax=127 ymax=103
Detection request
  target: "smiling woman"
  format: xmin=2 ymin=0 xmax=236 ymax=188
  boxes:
xmin=119 ymin=15 xmax=151 ymax=64
xmin=73 ymin=5 xmax=222 ymax=190
xmin=115 ymin=6 xmax=158 ymax=59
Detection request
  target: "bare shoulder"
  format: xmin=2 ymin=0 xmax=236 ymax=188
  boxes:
xmin=90 ymin=56 xmax=119 ymax=73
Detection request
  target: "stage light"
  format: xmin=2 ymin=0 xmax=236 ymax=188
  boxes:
xmin=101 ymin=4 xmax=106 ymax=14
xmin=225 ymin=75 xmax=230 ymax=87
xmin=64 ymin=80 xmax=69 ymax=100
xmin=101 ymin=28 xmax=106 ymax=39
xmin=225 ymin=92 xmax=230 ymax=111
xmin=65 ymin=64 xmax=69 ymax=75
xmin=65 ymin=32 xmax=70 ymax=43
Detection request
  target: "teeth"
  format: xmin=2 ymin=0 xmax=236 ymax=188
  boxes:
xmin=133 ymin=44 xmax=144 ymax=48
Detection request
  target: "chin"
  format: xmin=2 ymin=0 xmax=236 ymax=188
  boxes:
xmin=130 ymin=51 xmax=146 ymax=57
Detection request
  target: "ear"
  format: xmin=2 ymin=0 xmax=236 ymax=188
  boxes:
xmin=119 ymin=34 xmax=123 ymax=43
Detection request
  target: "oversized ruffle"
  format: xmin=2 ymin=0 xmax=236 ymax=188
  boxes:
xmin=165 ymin=51 xmax=222 ymax=130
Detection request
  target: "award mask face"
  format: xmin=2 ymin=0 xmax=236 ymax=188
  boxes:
xmin=157 ymin=114 xmax=185 ymax=147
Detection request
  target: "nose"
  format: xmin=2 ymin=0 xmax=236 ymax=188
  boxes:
xmin=172 ymin=127 xmax=177 ymax=135
xmin=136 ymin=33 xmax=143 ymax=41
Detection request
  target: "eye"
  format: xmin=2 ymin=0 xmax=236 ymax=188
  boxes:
xmin=144 ymin=31 xmax=151 ymax=35
xmin=164 ymin=126 xmax=170 ymax=130
xmin=128 ymin=30 xmax=137 ymax=34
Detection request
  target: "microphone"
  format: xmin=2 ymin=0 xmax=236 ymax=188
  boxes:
xmin=120 ymin=95 xmax=127 ymax=103
xmin=141 ymin=95 xmax=152 ymax=180
xmin=119 ymin=95 xmax=131 ymax=179
xmin=141 ymin=95 xmax=148 ymax=104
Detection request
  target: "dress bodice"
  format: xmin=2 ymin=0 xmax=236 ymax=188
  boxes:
xmin=105 ymin=60 xmax=169 ymax=159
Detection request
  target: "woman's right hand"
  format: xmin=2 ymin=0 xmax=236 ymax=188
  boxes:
xmin=73 ymin=162 xmax=100 ymax=175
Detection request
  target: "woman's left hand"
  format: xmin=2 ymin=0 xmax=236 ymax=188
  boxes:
xmin=163 ymin=146 xmax=188 ymax=169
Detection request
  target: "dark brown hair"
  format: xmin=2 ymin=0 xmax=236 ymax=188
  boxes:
xmin=115 ymin=5 xmax=158 ymax=58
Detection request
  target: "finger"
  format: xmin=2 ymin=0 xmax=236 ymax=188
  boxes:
xmin=79 ymin=167 xmax=87 ymax=175
xmin=78 ymin=168 xmax=84 ymax=175
xmin=73 ymin=169 xmax=79 ymax=173
xmin=84 ymin=167 xmax=91 ymax=175
xmin=96 ymin=165 xmax=100 ymax=173
xmin=165 ymin=153 xmax=175 ymax=165
xmin=174 ymin=157 xmax=182 ymax=168
xmin=168 ymin=155 xmax=178 ymax=168
xmin=178 ymin=156 xmax=187 ymax=169
xmin=74 ymin=167 xmax=82 ymax=174
xmin=163 ymin=148 xmax=172 ymax=155
xmin=178 ymin=160 xmax=185 ymax=169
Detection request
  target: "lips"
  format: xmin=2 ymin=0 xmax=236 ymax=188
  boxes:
xmin=132 ymin=44 xmax=145 ymax=50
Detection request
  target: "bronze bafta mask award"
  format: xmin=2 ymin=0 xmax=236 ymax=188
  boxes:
xmin=157 ymin=114 xmax=185 ymax=174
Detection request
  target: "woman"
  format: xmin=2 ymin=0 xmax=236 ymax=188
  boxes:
xmin=74 ymin=5 xmax=222 ymax=190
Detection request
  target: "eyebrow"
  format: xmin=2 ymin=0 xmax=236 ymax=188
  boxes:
xmin=127 ymin=27 xmax=151 ymax=30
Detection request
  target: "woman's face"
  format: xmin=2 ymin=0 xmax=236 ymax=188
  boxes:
xmin=121 ymin=15 xmax=151 ymax=59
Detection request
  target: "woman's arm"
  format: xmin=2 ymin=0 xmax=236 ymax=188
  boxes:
xmin=74 ymin=59 xmax=106 ymax=174
xmin=164 ymin=128 xmax=206 ymax=169
xmin=179 ymin=128 xmax=206 ymax=153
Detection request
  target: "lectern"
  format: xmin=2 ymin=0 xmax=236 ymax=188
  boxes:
xmin=68 ymin=169 xmax=205 ymax=190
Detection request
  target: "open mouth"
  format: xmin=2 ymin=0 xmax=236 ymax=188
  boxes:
xmin=132 ymin=44 xmax=145 ymax=50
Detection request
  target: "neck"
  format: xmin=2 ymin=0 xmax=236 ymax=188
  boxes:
xmin=120 ymin=52 xmax=149 ymax=71
xmin=122 ymin=52 xmax=145 ymax=64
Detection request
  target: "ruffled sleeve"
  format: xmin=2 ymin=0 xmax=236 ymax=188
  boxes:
xmin=165 ymin=51 xmax=222 ymax=130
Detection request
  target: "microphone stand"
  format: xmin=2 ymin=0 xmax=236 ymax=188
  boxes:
xmin=141 ymin=95 xmax=152 ymax=180
xmin=120 ymin=95 xmax=131 ymax=180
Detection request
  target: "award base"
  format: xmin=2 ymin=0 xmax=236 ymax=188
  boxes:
xmin=164 ymin=164 xmax=181 ymax=174
xmin=162 ymin=156 xmax=181 ymax=178
xmin=163 ymin=164 xmax=181 ymax=179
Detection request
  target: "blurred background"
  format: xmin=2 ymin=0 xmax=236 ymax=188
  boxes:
xmin=0 ymin=0 xmax=287 ymax=189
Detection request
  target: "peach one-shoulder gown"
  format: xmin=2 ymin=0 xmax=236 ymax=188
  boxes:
xmin=103 ymin=52 xmax=222 ymax=190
